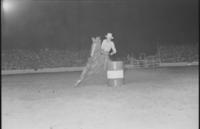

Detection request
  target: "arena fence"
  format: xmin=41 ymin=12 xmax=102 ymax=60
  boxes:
xmin=1 ymin=62 xmax=198 ymax=75
xmin=129 ymin=55 xmax=160 ymax=68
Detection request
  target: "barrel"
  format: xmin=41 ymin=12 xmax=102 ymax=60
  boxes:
xmin=107 ymin=61 xmax=124 ymax=87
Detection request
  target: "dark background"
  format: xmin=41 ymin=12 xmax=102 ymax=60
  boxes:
xmin=1 ymin=0 xmax=199 ymax=55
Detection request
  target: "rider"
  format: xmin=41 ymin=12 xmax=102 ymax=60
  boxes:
xmin=101 ymin=33 xmax=117 ymax=70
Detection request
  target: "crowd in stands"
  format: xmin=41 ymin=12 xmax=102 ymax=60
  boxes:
xmin=159 ymin=44 xmax=198 ymax=63
xmin=1 ymin=49 xmax=89 ymax=70
xmin=1 ymin=44 xmax=199 ymax=70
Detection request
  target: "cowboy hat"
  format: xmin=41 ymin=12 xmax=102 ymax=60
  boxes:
xmin=105 ymin=33 xmax=114 ymax=39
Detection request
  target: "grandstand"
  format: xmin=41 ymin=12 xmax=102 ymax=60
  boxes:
xmin=1 ymin=44 xmax=198 ymax=72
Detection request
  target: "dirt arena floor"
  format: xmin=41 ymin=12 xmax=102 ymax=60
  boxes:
xmin=2 ymin=66 xmax=199 ymax=129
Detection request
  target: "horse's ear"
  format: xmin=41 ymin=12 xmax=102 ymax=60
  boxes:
xmin=96 ymin=36 xmax=101 ymax=42
xmin=91 ymin=37 xmax=95 ymax=42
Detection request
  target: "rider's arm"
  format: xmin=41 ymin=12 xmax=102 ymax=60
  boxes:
xmin=110 ymin=42 xmax=117 ymax=55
